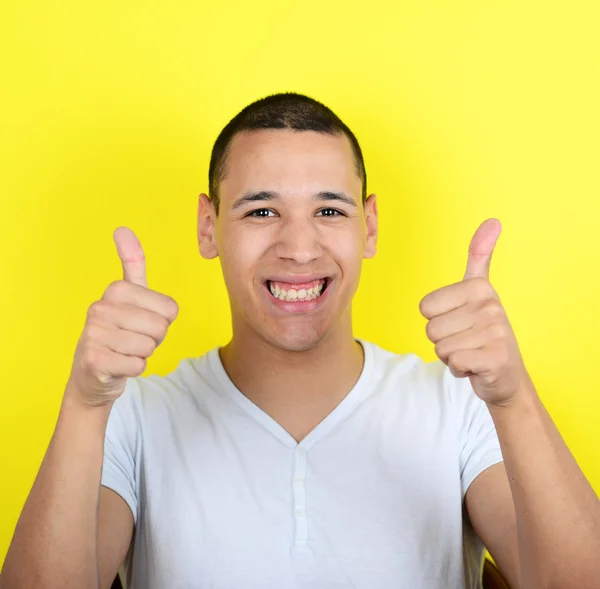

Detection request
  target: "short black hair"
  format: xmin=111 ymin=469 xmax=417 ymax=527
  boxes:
xmin=208 ymin=92 xmax=367 ymax=214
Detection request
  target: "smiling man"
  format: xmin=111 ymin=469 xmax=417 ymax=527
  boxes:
xmin=2 ymin=93 xmax=599 ymax=589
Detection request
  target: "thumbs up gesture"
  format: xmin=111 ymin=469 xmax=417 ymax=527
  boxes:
xmin=419 ymin=219 xmax=530 ymax=406
xmin=66 ymin=228 xmax=179 ymax=408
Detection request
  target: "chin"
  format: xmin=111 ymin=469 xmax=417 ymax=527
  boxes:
xmin=262 ymin=324 xmax=329 ymax=353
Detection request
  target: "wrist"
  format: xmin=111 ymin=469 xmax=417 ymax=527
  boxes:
xmin=487 ymin=378 xmax=541 ymax=422
xmin=61 ymin=380 xmax=114 ymax=423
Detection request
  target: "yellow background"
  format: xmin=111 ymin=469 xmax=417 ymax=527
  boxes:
xmin=1 ymin=0 xmax=599 ymax=568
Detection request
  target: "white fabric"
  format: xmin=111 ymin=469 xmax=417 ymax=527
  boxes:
xmin=101 ymin=339 xmax=504 ymax=589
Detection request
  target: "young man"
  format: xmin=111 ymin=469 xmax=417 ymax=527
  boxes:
xmin=2 ymin=93 xmax=599 ymax=589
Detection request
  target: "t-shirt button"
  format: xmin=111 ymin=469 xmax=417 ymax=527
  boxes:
xmin=298 ymin=446 xmax=308 ymax=455
xmin=294 ymin=479 xmax=304 ymax=487
xmin=295 ymin=507 xmax=306 ymax=517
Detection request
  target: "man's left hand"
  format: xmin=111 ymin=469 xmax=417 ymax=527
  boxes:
xmin=419 ymin=219 xmax=531 ymax=407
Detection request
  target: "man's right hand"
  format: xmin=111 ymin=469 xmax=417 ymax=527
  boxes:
xmin=67 ymin=227 xmax=179 ymax=408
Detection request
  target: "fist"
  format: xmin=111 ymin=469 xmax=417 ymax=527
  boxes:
xmin=419 ymin=219 xmax=530 ymax=406
xmin=67 ymin=227 xmax=179 ymax=408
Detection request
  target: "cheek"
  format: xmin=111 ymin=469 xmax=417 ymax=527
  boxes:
xmin=324 ymin=225 xmax=366 ymax=277
xmin=218 ymin=227 xmax=269 ymax=285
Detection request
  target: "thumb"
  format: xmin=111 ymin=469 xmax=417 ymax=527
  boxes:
xmin=113 ymin=227 xmax=148 ymax=288
xmin=463 ymin=218 xmax=502 ymax=281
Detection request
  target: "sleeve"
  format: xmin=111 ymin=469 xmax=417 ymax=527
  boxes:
xmin=444 ymin=368 xmax=504 ymax=499
xmin=101 ymin=377 xmax=141 ymax=523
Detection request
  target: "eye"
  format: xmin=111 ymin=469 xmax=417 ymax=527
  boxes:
xmin=316 ymin=208 xmax=345 ymax=217
xmin=246 ymin=208 xmax=276 ymax=218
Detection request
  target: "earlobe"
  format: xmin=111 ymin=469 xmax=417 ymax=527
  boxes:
xmin=364 ymin=241 xmax=377 ymax=259
xmin=198 ymin=193 xmax=219 ymax=259
xmin=363 ymin=193 xmax=378 ymax=259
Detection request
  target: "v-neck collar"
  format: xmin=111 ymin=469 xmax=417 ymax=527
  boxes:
xmin=206 ymin=339 xmax=375 ymax=450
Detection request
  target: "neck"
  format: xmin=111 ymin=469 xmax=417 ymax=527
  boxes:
xmin=218 ymin=323 xmax=364 ymax=440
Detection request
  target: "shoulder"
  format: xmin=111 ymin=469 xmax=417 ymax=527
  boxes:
xmin=361 ymin=338 xmax=448 ymax=395
xmin=109 ymin=348 xmax=219 ymax=425
xmin=360 ymin=339 xmax=484 ymax=418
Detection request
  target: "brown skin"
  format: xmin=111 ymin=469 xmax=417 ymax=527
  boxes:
xmin=420 ymin=219 xmax=600 ymax=588
xmin=197 ymin=129 xmax=378 ymax=440
xmin=0 ymin=129 xmax=378 ymax=589
xmin=197 ymin=129 xmax=600 ymax=589
xmin=3 ymin=127 xmax=598 ymax=589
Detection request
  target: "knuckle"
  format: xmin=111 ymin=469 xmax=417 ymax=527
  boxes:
xmin=146 ymin=317 xmax=169 ymax=347
xmin=157 ymin=314 xmax=171 ymax=335
xmin=143 ymin=336 xmax=157 ymax=357
xmin=425 ymin=320 xmax=438 ymax=342
xmin=482 ymin=298 xmax=503 ymax=317
xmin=489 ymin=322 xmax=507 ymax=340
xmin=84 ymin=322 xmax=104 ymax=343
xmin=133 ymin=356 xmax=147 ymax=374
xmin=448 ymin=351 xmax=464 ymax=372
xmin=434 ymin=340 xmax=447 ymax=358
xmin=122 ymin=356 xmax=140 ymax=377
xmin=104 ymin=280 xmax=120 ymax=296
xmin=447 ymin=354 xmax=458 ymax=373
xmin=105 ymin=280 xmax=127 ymax=300
xmin=164 ymin=297 xmax=179 ymax=322
xmin=471 ymin=277 xmax=493 ymax=299
xmin=87 ymin=300 xmax=107 ymax=321
xmin=83 ymin=346 xmax=106 ymax=371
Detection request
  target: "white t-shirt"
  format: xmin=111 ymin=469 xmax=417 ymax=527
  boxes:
xmin=101 ymin=339 xmax=504 ymax=589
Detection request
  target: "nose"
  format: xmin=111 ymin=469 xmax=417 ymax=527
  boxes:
xmin=274 ymin=215 xmax=323 ymax=265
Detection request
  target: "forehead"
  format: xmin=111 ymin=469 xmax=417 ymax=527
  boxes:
xmin=219 ymin=129 xmax=361 ymax=202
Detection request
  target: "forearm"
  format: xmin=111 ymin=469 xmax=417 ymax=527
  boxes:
xmin=489 ymin=380 xmax=600 ymax=589
xmin=1 ymin=382 xmax=112 ymax=589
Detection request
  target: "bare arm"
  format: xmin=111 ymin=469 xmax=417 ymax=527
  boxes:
xmin=419 ymin=219 xmax=600 ymax=587
xmin=466 ymin=384 xmax=600 ymax=589
xmin=0 ymin=383 xmax=131 ymax=589
xmin=483 ymin=384 xmax=600 ymax=589
xmin=465 ymin=463 xmax=521 ymax=589
xmin=98 ymin=487 xmax=134 ymax=589
xmin=1 ymin=226 xmax=178 ymax=589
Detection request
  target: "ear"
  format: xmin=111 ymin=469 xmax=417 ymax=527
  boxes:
xmin=198 ymin=193 xmax=219 ymax=259
xmin=363 ymin=193 xmax=378 ymax=259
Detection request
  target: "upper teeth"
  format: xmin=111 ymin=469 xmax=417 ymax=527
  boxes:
xmin=269 ymin=280 xmax=326 ymax=302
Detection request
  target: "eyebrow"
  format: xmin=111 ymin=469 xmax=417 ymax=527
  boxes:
xmin=231 ymin=190 xmax=358 ymax=210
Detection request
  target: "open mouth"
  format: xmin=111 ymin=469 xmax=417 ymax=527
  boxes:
xmin=265 ymin=278 xmax=331 ymax=303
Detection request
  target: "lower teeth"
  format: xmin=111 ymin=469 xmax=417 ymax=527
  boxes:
xmin=276 ymin=293 xmax=319 ymax=301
